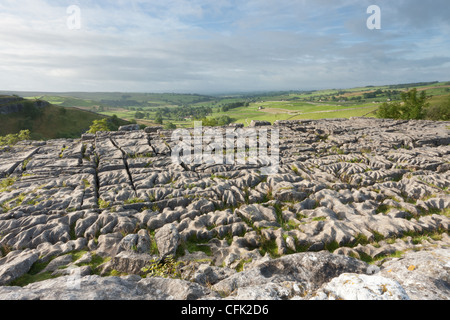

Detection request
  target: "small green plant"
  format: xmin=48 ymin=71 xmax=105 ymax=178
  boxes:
xmin=184 ymin=183 xmax=197 ymax=190
xmin=141 ymin=255 xmax=181 ymax=279
xmin=0 ymin=176 xmax=17 ymax=191
xmin=69 ymin=223 xmax=77 ymax=240
xmin=82 ymin=179 xmax=91 ymax=189
xmin=331 ymin=146 xmax=345 ymax=155
xmin=178 ymin=234 xmax=213 ymax=257
xmin=98 ymin=198 xmax=110 ymax=209
xmin=210 ymin=174 xmax=230 ymax=180
xmin=59 ymin=146 xmax=68 ymax=158
xmin=235 ymin=258 xmax=253 ymax=272
xmin=324 ymin=241 xmax=340 ymax=252
xmin=360 ymin=147 xmax=372 ymax=154
xmin=317 ymin=134 xmax=329 ymax=141
xmin=128 ymin=152 xmax=153 ymax=159
xmin=376 ymin=204 xmax=392 ymax=214
xmin=351 ymin=233 xmax=370 ymax=247
xmin=259 ymin=236 xmax=279 ymax=258
xmin=0 ymin=244 xmax=13 ymax=256
xmin=21 ymin=158 xmax=31 ymax=171
xmin=372 ymin=231 xmax=385 ymax=243
xmin=124 ymin=197 xmax=145 ymax=204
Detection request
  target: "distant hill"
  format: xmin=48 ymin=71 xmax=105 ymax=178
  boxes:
xmin=0 ymin=95 xmax=128 ymax=140
xmin=0 ymin=95 xmax=50 ymax=115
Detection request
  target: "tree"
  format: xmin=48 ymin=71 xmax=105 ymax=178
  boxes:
xmin=107 ymin=115 xmax=121 ymax=131
xmin=0 ymin=130 xmax=31 ymax=146
xmin=216 ymin=115 xmax=233 ymax=126
xmin=399 ymin=88 xmax=428 ymax=120
xmin=200 ymin=116 xmax=234 ymax=127
xmin=425 ymin=96 xmax=450 ymax=121
xmin=155 ymin=114 xmax=163 ymax=125
xmin=377 ymin=101 xmax=402 ymax=119
xmin=201 ymin=117 xmax=218 ymax=127
xmin=164 ymin=122 xmax=177 ymax=129
xmin=135 ymin=111 xmax=145 ymax=119
xmin=377 ymin=88 xmax=428 ymax=120
xmin=87 ymin=119 xmax=110 ymax=133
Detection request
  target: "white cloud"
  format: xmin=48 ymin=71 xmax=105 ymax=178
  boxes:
xmin=0 ymin=0 xmax=449 ymax=93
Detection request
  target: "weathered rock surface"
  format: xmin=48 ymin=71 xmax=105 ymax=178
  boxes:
xmin=0 ymin=249 xmax=39 ymax=285
xmin=0 ymin=274 xmax=218 ymax=300
xmin=212 ymin=251 xmax=370 ymax=298
xmin=0 ymin=118 xmax=449 ymax=300
xmin=311 ymin=273 xmax=410 ymax=300
xmin=380 ymin=248 xmax=450 ymax=300
xmin=0 ymin=249 xmax=447 ymax=300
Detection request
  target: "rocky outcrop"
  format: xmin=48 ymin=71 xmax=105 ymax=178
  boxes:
xmin=380 ymin=248 xmax=450 ymax=300
xmin=0 ymin=249 xmax=39 ymax=285
xmin=0 ymin=274 xmax=218 ymax=300
xmin=0 ymin=118 xmax=449 ymax=300
xmin=0 ymin=249 xmax=447 ymax=300
xmin=0 ymin=96 xmax=49 ymax=115
xmin=212 ymin=251 xmax=371 ymax=298
xmin=311 ymin=273 xmax=410 ymax=300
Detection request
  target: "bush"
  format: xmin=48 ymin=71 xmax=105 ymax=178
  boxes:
xmin=155 ymin=115 xmax=163 ymax=125
xmin=200 ymin=115 xmax=234 ymax=127
xmin=164 ymin=122 xmax=177 ymax=129
xmin=135 ymin=111 xmax=145 ymax=119
xmin=377 ymin=88 xmax=428 ymax=120
xmin=141 ymin=255 xmax=181 ymax=279
xmin=0 ymin=130 xmax=31 ymax=146
xmin=201 ymin=117 xmax=218 ymax=127
xmin=87 ymin=115 xmax=124 ymax=133
xmin=425 ymin=98 xmax=450 ymax=121
xmin=87 ymin=119 xmax=110 ymax=133
xmin=377 ymin=102 xmax=402 ymax=119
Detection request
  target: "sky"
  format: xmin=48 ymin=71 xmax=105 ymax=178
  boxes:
xmin=0 ymin=0 xmax=449 ymax=94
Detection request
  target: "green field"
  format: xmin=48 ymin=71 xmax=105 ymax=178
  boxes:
xmin=2 ymin=80 xmax=449 ymax=131
xmin=0 ymin=103 xmax=121 ymax=140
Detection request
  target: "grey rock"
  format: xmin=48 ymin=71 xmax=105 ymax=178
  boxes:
xmin=380 ymin=249 xmax=450 ymax=300
xmin=95 ymin=233 xmax=123 ymax=257
xmin=104 ymin=251 xmax=154 ymax=275
xmin=51 ymin=265 xmax=92 ymax=277
xmin=119 ymin=124 xmax=140 ymax=132
xmin=36 ymin=238 xmax=87 ymax=262
xmin=249 ymin=120 xmax=271 ymax=127
xmin=155 ymin=224 xmax=180 ymax=258
xmin=116 ymin=230 xmax=152 ymax=255
xmin=235 ymin=204 xmax=278 ymax=223
xmin=191 ymin=264 xmax=237 ymax=286
xmin=73 ymin=252 xmax=92 ymax=265
xmin=212 ymin=251 xmax=369 ymax=296
xmin=312 ymin=273 xmax=410 ymax=300
xmin=144 ymin=126 xmax=163 ymax=133
xmin=0 ymin=274 xmax=217 ymax=300
xmin=40 ymin=254 xmax=73 ymax=273
xmin=227 ymin=282 xmax=295 ymax=300
xmin=0 ymin=118 xmax=449 ymax=300
xmin=0 ymin=249 xmax=39 ymax=285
